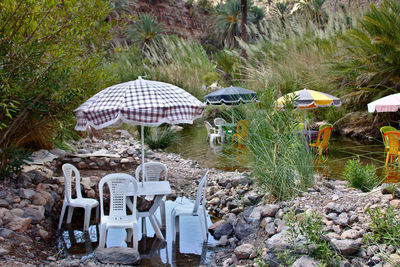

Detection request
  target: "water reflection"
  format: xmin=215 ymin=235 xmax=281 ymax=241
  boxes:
xmin=59 ymin=198 xmax=216 ymax=266
xmin=168 ymin=125 xmax=397 ymax=180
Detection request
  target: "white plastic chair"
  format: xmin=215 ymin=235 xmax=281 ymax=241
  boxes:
xmin=98 ymin=173 xmax=139 ymax=251
xmin=135 ymin=162 xmax=168 ymax=227
xmin=214 ymin=117 xmax=228 ymax=143
xmin=171 ymin=170 xmax=209 ymax=243
xmin=58 ymin=164 xmax=99 ymax=231
xmin=204 ymin=121 xmax=221 ymax=145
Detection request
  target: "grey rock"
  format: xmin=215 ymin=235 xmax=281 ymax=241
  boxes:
xmin=366 ymin=245 xmax=379 ymax=256
xmin=0 ymin=199 xmax=9 ymax=208
xmin=95 ymin=247 xmax=140 ymax=264
xmin=292 ymin=256 xmax=319 ymax=267
xmin=27 ymin=170 xmax=48 ymax=184
xmin=234 ymin=243 xmax=254 ymax=260
xmin=333 ymin=213 xmax=349 ymax=226
xmin=234 ymin=219 xmax=256 ymax=240
xmin=260 ymin=204 xmax=279 ymax=217
xmin=0 ymin=248 xmax=8 ymax=256
xmin=265 ymin=222 xmax=275 ymax=237
xmin=0 ymin=228 xmax=15 ymax=238
xmin=330 ymin=239 xmax=361 ymax=255
xmin=230 ymin=176 xmax=251 ymax=186
xmin=216 ymin=235 xmax=229 ymax=247
xmin=19 ymin=189 xmax=36 ymax=200
xmin=265 ymin=228 xmax=292 ymax=251
xmin=17 ymin=173 xmax=33 ymax=187
xmin=23 ymin=207 xmax=44 ymax=224
xmin=208 ymin=220 xmax=233 ymax=239
xmin=326 ymin=213 xmax=337 ymax=220
xmin=325 ymin=203 xmax=345 ymax=214
xmin=77 ymin=149 xmax=90 ymax=154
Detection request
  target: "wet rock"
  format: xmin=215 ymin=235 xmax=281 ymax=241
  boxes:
xmin=234 ymin=243 xmax=254 ymax=260
xmin=95 ymin=247 xmax=140 ymax=264
xmin=330 ymin=239 xmax=361 ymax=255
xmin=292 ymin=256 xmax=319 ymax=267
xmin=261 ymin=204 xmax=279 ymax=217
xmin=216 ymin=235 xmax=229 ymax=247
xmin=324 ymin=203 xmax=345 ymax=214
xmin=208 ymin=220 xmax=233 ymax=239
xmin=19 ymin=189 xmax=36 ymax=200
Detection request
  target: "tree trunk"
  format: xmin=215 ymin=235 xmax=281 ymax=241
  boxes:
xmin=240 ymin=0 xmax=248 ymax=59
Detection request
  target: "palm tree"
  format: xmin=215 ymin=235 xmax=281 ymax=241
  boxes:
xmin=128 ymin=13 xmax=164 ymax=49
xmin=274 ymin=1 xmax=289 ymax=22
xmin=241 ymin=0 xmax=248 ymax=58
xmin=216 ymin=0 xmax=242 ymax=47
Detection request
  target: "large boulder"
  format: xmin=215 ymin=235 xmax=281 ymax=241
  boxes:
xmin=95 ymin=247 xmax=140 ymax=265
xmin=208 ymin=220 xmax=233 ymax=239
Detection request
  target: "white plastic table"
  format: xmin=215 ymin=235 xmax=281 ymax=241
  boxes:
xmin=127 ymin=181 xmax=171 ymax=240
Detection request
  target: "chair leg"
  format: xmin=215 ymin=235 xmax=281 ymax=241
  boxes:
xmin=171 ymin=211 xmax=178 ymax=243
xmin=132 ymin=224 xmax=139 ymax=252
xmin=99 ymin=224 xmax=107 ymax=248
xmin=141 ymin=217 xmax=147 ymax=236
xmin=149 ymin=215 xmax=164 ymax=240
xmin=199 ymin=213 xmax=208 ymax=242
xmin=83 ymin=206 xmax=91 ymax=232
xmin=58 ymin=202 xmax=67 ymax=229
xmin=66 ymin=206 xmax=74 ymax=224
xmin=160 ymin=199 xmax=166 ymax=229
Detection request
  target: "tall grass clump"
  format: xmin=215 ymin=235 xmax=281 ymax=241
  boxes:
xmin=342 ymin=157 xmax=381 ymax=192
xmin=144 ymin=36 xmax=216 ymax=98
xmin=145 ymin=126 xmax=179 ymax=150
xmin=246 ymin=85 xmax=315 ymax=200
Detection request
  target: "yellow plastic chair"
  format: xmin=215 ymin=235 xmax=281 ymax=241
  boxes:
xmin=232 ymin=120 xmax=248 ymax=147
xmin=309 ymin=126 xmax=332 ymax=156
xmin=380 ymin=126 xmax=397 ymax=152
xmin=383 ymin=131 xmax=400 ymax=167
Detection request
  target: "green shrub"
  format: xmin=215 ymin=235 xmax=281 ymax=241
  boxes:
xmin=128 ymin=13 xmax=164 ymax=48
xmin=285 ymin=210 xmax=341 ymax=265
xmin=145 ymin=126 xmax=179 ymax=150
xmin=343 ymin=157 xmax=381 ymax=192
xmin=0 ymin=147 xmax=32 ymax=179
xmin=364 ymin=206 xmax=400 ymax=247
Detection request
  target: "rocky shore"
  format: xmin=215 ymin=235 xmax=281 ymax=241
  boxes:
xmin=0 ymin=129 xmax=398 ymax=266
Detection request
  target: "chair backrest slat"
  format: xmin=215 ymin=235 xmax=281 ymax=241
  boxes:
xmin=62 ymin=164 xmax=83 ymax=203
xmin=99 ymin=174 xmax=137 ymax=220
xmin=193 ymin=170 xmax=209 ymax=216
xmin=384 ymin=131 xmax=400 ymax=155
xmin=381 ymin=126 xmax=397 ymax=149
xmin=136 ymin=162 xmax=168 ymax=182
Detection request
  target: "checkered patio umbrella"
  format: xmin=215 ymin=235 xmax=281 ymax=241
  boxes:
xmin=74 ymin=77 xmax=205 ymax=181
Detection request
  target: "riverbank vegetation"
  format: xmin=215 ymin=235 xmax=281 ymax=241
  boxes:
xmin=1 ymin=0 xmax=399 ymax=198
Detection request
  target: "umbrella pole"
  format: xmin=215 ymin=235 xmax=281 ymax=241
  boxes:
xmin=231 ymin=109 xmax=234 ymax=124
xmin=141 ymin=125 xmax=146 ymax=186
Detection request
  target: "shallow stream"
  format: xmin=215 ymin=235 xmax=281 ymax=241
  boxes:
xmin=167 ymin=124 xmax=388 ymax=180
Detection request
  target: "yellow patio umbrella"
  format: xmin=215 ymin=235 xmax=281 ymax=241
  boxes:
xmin=275 ymin=89 xmax=341 ymax=109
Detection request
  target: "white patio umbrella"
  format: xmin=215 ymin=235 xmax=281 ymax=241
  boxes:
xmin=74 ymin=77 xmax=205 ymax=183
xmin=368 ymin=93 xmax=400 ymax=113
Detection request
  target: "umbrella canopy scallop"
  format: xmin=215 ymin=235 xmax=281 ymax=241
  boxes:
xmin=204 ymin=86 xmax=257 ymax=105
xmin=367 ymin=93 xmax=400 ymax=113
xmin=276 ymin=89 xmax=341 ymax=109
xmin=75 ymin=77 xmax=205 ymax=131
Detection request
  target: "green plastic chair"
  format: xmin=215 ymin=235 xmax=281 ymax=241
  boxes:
xmin=380 ymin=126 xmax=397 ymax=151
